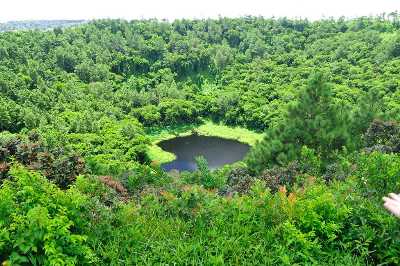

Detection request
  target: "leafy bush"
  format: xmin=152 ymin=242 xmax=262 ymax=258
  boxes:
xmin=159 ymin=99 xmax=200 ymax=125
xmin=363 ymin=119 xmax=400 ymax=153
xmin=132 ymin=105 xmax=161 ymax=127
xmin=0 ymin=132 xmax=85 ymax=188
xmin=356 ymin=152 xmax=400 ymax=197
xmin=181 ymin=156 xmax=226 ymax=189
xmin=220 ymin=167 xmax=255 ymax=195
xmin=123 ymin=164 xmax=171 ymax=193
xmin=0 ymin=165 xmax=96 ymax=265
xmin=258 ymin=161 xmax=301 ymax=192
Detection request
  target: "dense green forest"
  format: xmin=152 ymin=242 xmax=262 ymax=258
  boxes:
xmin=1 ymin=15 xmax=400 ymax=265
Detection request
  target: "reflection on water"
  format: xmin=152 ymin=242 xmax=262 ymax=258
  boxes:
xmin=157 ymin=135 xmax=250 ymax=171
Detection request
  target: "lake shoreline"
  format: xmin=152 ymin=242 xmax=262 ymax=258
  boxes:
xmin=147 ymin=120 xmax=264 ymax=164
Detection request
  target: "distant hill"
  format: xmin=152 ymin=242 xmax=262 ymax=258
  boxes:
xmin=0 ymin=20 xmax=85 ymax=32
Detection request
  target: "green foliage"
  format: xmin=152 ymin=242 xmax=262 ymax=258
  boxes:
xmin=0 ymin=165 xmax=96 ymax=265
xmin=380 ymin=33 xmax=400 ymax=60
xmin=159 ymin=99 xmax=200 ymax=125
xmin=0 ymin=99 xmax=24 ymax=132
xmin=258 ymin=161 xmax=302 ymax=192
xmin=221 ymin=168 xmax=255 ymax=195
xmin=0 ymin=132 xmax=85 ymax=188
xmin=336 ymin=152 xmax=400 ymax=264
xmin=188 ymin=156 xmax=226 ymax=189
xmin=88 ymin=178 xmax=390 ymax=265
xmin=363 ymin=119 xmax=400 ymax=153
xmin=75 ymin=61 xmax=109 ymax=83
xmin=356 ymin=152 xmax=400 ymax=197
xmin=0 ymin=16 xmax=398 ymax=133
xmin=132 ymin=105 xmax=161 ymax=126
xmin=0 ymin=16 xmax=400 ymax=265
xmin=247 ymin=73 xmax=353 ymax=173
xmin=123 ymin=164 xmax=171 ymax=193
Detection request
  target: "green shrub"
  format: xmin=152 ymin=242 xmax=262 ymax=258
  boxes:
xmin=182 ymin=156 xmax=226 ymax=189
xmin=356 ymin=152 xmax=400 ymax=197
xmin=0 ymin=165 xmax=96 ymax=265
xmin=363 ymin=119 xmax=400 ymax=153
xmin=221 ymin=168 xmax=255 ymax=195
xmin=123 ymin=164 xmax=171 ymax=193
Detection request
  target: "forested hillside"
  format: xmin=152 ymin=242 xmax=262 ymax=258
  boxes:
xmin=1 ymin=15 xmax=400 ymax=265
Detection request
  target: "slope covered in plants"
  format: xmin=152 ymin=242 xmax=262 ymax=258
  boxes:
xmin=1 ymin=16 xmax=400 ymax=265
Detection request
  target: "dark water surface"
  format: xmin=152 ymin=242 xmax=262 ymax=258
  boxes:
xmin=158 ymin=135 xmax=250 ymax=171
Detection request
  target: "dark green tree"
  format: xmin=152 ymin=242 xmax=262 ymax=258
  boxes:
xmin=247 ymin=73 xmax=352 ymax=173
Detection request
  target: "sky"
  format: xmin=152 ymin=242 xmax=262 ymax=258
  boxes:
xmin=0 ymin=0 xmax=398 ymax=22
